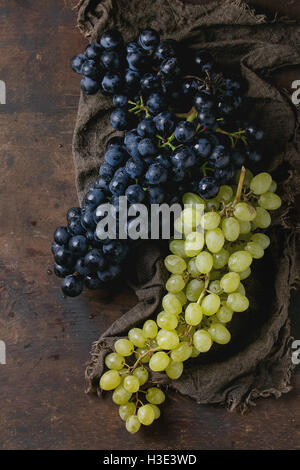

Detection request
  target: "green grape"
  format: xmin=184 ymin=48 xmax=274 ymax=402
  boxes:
xmin=171 ymin=342 xmax=193 ymax=362
xmin=164 ymin=255 xmax=187 ymax=274
xmin=216 ymin=185 xmax=233 ymax=203
xmin=220 ymin=272 xmax=240 ymax=293
xmin=235 ymin=168 xmax=253 ymax=187
xmin=135 ymin=348 xmax=150 ymax=364
xmin=201 ymin=293 xmax=221 ymax=316
xmin=193 ymin=329 xmax=213 ymax=352
xmin=119 ymin=402 xmax=136 ymax=421
xmin=169 ymin=239 xmax=187 ymax=258
xmin=100 ymin=370 xmax=121 ymax=391
xmin=105 ymin=352 xmax=124 ymax=371
xmin=123 ymin=375 xmax=140 ymax=393
xmin=212 ymin=248 xmax=229 ymax=269
xmin=228 ymin=251 xmax=252 ymax=272
xmin=150 ymin=339 xmax=158 ymax=349
xmin=250 ymin=172 xmax=272 ymax=195
xmin=253 ymin=207 xmax=271 ymax=229
xmin=115 ymin=339 xmax=134 ymax=357
xmin=149 ymin=351 xmax=170 ymax=371
xmin=118 ymin=367 xmax=130 ymax=377
xmin=182 ymin=325 xmax=196 ymax=341
xmin=156 ymin=329 xmax=179 ymax=350
xmin=149 ymin=404 xmax=161 ymax=420
xmin=157 ymin=312 xmax=178 ymax=331
xmin=258 ymin=192 xmax=282 ymax=210
xmin=216 ymin=304 xmax=233 ymax=323
xmin=138 ymin=404 xmax=155 ymax=425
xmin=166 ymin=359 xmax=183 ymax=379
xmin=239 ymin=220 xmax=251 ymax=234
xmin=233 ymin=202 xmax=257 ymax=222
xmin=174 ymin=217 xmax=193 ymax=237
xmin=190 ymin=347 xmax=201 ymax=358
xmin=226 ymin=241 xmax=244 ymax=255
xmin=184 ymin=231 xmax=205 ymax=257
xmin=185 ymin=303 xmax=203 ymax=326
xmin=208 ymin=323 xmax=231 ymax=344
xmin=128 ymin=328 xmax=146 ymax=348
xmin=227 ymin=292 xmax=249 ymax=312
xmin=112 ymin=385 xmax=132 ymax=405
xmin=200 ymin=211 xmax=221 ymax=230
xmin=222 ymin=217 xmax=240 ymax=241
xmin=235 ymin=282 xmax=245 ymax=295
xmin=174 ymin=291 xmax=187 ymax=306
xmin=196 ymin=251 xmax=213 ymax=273
xmin=146 ymin=387 xmax=166 ymax=405
xmin=132 ymin=367 xmax=148 ymax=386
xmin=209 ymin=270 xmax=222 ymax=281
xmin=188 ymin=257 xmax=201 ymax=277
xmin=250 ymin=233 xmax=270 ymax=249
xmin=143 ymin=320 xmax=158 ymax=339
xmin=182 ymin=192 xmax=206 ymax=208
xmin=166 ymin=274 xmax=186 ymax=294
xmin=245 ymin=241 xmax=264 ymax=259
xmin=186 ymin=278 xmax=205 ymax=302
xmin=176 ymin=321 xmax=186 ymax=336
xmin=239 ymin=267 xmax=251 ymax=280
xmin=180 ymin=207 xmax=202 ymax=228
xmin=205 ymin=228 xmax=225 ymax=253
xmin=126 ymin=415 xmax=141 ymax=433
xmin=208 ymin=280 xmax=222 ymax=294
xmin=206 ymin=198 xmax=220 ymax=211
xmin=162 ymin=293 xmax=182 ymax=315
xmin=268 ymin=180 xmax=277 ymax=193
xmin=238 ymin=232 xmax=251 ymax=242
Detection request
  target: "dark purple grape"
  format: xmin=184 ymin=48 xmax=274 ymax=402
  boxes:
xmin=61 ymin=275 xmax=83 ymax=297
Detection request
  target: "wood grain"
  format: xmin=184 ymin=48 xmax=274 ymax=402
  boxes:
xmin=0 ymin=0 xmax=299 ymax=450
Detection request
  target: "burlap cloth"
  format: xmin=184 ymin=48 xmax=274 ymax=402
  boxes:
xmin=72 ymin=0 xmax=300 ymax=411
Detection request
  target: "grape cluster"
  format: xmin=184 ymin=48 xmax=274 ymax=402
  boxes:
xmin=71 ymin=28 xmax=265 ymax=194
xmin=51 ymin=197 xmax=128 ymax=297
xmin=98 ymin=169 xmax=282 ymax=433
xmin=53 ymin=28 xmax=268 ymax=297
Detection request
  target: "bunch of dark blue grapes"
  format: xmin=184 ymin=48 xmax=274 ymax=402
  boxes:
xmin=71 ymin=28 xmax=264 ymax=194
xmin=51 ymin=188 xmax=128 ymax=297
xmin=53 ymin=28 xmax=264 ymax=297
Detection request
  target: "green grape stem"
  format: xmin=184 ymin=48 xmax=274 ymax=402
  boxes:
xmin=219 ymin=166 xmax=246 ymax=217
xmin=233 ymin=166 xmax=246 ymax=205
xmin=157 ymin=133 xmax=177 ymax=151
xmin=175 ymin=106 xmax=197 ymax=121
xmin=128 ymin=96 xmax=150 ymax=117
xmin=216 ymin=127 xmax=247 ymax=148
xmin=186 ymin=108 xmax=198 ymax=123
xmin=135 ymin=394 xmax=144 ymax=407
xmin=197 ymin=274 xmax=210 ymax=305
xmin=200 ymin=161 xmax=215 ymax=177
xmin=130 ymin=347 xmax=160 ymax=371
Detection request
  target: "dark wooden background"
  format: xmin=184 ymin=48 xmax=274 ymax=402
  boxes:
xmin=0 ymin=0 xmax=299 ymax=450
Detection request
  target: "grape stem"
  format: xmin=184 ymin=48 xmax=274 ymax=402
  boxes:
xmin=197 ymin=274 xmax=210 ymax=305
xmin=135 ymin=393 xmax=144 ymax=407
xmin=175 ymin=106 xmax=197 ymax=121
xmin=186 ymin=108 xmax=198 ymax=123
xmin=130 ymin=347 xmax=160 ymax=371
xmin=216 ymin=127 xmax=247 ymax=149
xmin=233 ymin=166 xmax=246 ymax=206
xmin=128 ymin=96 xmax=150 ymax=118
xmin=157 ymin=133 xmax=177 ymax=151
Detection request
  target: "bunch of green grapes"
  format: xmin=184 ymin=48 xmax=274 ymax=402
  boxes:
xmin=99 ymin=168 xmax=282 ymax=433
